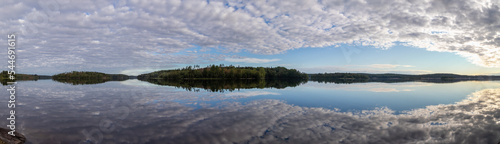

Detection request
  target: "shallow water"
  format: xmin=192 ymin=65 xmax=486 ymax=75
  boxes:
xmin=1 ymin=79 xmax=499 ymax=143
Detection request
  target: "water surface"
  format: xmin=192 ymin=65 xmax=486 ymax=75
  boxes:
xmin=1 ymin=79 xmax=499 ymax=143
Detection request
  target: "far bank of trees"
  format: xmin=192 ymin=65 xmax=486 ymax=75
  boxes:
xmin=310 ymin=73 xmax=370 ymax=80
xmin=138 ymin=65 xmax=308 ymax=80
xmin=1 ymin=71 xmax=40 ymax=85
xmin=309 ymin=73 xmax=500 ymax=84
xmin=1 ymin=71 xmax=39 ymax=80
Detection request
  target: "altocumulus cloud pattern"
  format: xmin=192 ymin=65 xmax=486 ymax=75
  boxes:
xmin=1 ymin=0 xmax=500 ymax=73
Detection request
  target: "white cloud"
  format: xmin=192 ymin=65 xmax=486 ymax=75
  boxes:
xmin=90 ymin=40 xmax=100 ymax=44
xmin=225 ymin=57 xmax=281 ymax=63
xmin=1 ymin=0 xmax=500 ymax=74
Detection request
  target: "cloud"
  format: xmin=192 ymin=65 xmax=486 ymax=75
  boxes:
xmin=225 ymin=58 xmax=281 ymax=63
xmin=1 ymin=0 xmax=500 ymax=74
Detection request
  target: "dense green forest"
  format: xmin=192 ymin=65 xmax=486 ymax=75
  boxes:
xmin=1 ymin=71 xmax=40 ymax=80
xmin=52 ymin=71 xmax=129 ymax=85
xmin=138 ymin=65 xmax=308 ymax=80
xmin=1 ymin=71 xmax=40 ymax=85
xmin=52 ymin=71 xmax=129 ymax=80
xmin=53 ymin=71 xmax=111 ymax=80
xmin=310 ymin=73 xmax=370 ymax=80
xmin=53 ymin=78 xmax=110 ymax=85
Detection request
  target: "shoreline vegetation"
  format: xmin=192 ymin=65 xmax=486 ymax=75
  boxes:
xmin=51 ymin=71 xmax=130 ymax=85
xmin=309 ymin=73 xmax=500 ymax=84
xmin=1 ymin=66 xmax=500 ymax=86
xmin=1 ymin=71 xmax=42 ymax=80
xmin=0 ymin=71 xmax=45 ymax=85
xmin=136 ymin=65 xmax=309 ymax=92
xmin=137 ymin=65 xmax=309 ymax=80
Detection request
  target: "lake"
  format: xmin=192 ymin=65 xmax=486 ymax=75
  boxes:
xmin=1 ymin=79 xmax=499 ymax=143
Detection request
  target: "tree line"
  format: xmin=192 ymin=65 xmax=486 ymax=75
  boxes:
xmin=138 ymin=64 xmax=308 ymax=80
xmin=309 ymin=72 xmax=500 ymax=84
xmin=1 ymin=71 xmax=41 ymax=85
xmin=310 ymin=73 xmax=370 ymax=80
xmin=1 ymin=71 xmax=40 ymax=80
xmin=53 ymin=71 xmax=111 ymax=80
xmin=52 ymin=71 xmax=129 ymax=80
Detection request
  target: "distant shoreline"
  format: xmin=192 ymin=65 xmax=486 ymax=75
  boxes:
xmin=308 ymin=73 xmax=500 ymax=84
xmin=2 ymin=68 xmax=500 ymax=83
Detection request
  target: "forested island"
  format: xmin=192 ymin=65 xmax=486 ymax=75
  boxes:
xmin=52 ymin=71 xmax=130 ymax=85
xmin=310 ymin=73 xmax=500 ymax=83
xmin=137 ymin=65 xmax=308 ymax=80
xmin=136 ymin=65 xmax=308 ymax=92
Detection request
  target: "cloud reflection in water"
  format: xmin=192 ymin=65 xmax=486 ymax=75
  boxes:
xmin=0 ymin=81 xmax=499 ymax=143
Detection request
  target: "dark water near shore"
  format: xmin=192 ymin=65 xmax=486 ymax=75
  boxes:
xmin=1 ymin=79 xmax=500 ymax=143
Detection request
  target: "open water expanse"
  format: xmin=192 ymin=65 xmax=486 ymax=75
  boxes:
xmin=1 ymin=79 xmax=499 ymax=143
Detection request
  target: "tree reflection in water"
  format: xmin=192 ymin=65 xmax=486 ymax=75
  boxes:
xmin=142 ymin=79 xmax=307 ymax=92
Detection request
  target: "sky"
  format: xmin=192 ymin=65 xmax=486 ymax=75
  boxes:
xmin=1 ymin=0 xmax=500 ymax=76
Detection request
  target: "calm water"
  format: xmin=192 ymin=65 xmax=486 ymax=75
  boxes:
xmin=1 ymin=79 xmax=500 ymax=143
